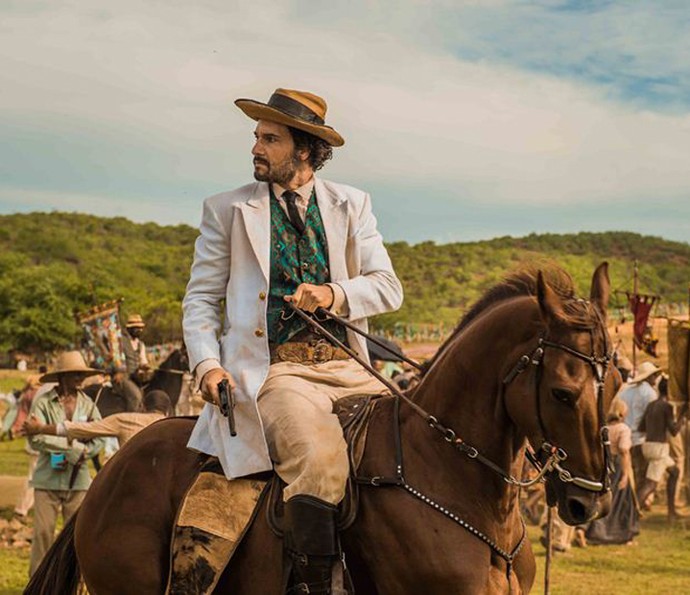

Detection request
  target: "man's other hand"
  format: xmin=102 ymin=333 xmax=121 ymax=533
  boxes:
xmin=284 ymin=283 xmax=334 ymax=312
xmin=201 ymin=368 xmax=236 ymax=406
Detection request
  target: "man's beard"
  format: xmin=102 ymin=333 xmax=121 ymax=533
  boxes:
xmin=253 ymin=152 xmax=300 ymax=185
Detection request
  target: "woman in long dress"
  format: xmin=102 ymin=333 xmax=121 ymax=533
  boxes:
xmin=586 ymin=398 xmax=640 ymax=545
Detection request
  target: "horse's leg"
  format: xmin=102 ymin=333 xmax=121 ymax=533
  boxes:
xmin=510 ymin=539 xmax=536 ymax=594
xmin=75 ymin=419 xmax=201 ymax=594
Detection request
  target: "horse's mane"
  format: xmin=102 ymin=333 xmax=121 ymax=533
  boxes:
xmin=419 ymin=264 xmax=596 ymax=376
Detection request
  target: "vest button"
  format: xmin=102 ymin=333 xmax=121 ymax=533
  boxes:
xmin=301 ymin=262 xmax=308 ymax=270
xmin=254 ymin=329 xmax=264 ymax=337
xmin=258 ymin=291 xmax=266 ymax=300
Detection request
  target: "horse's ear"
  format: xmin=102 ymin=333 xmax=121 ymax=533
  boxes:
xmin=537 ymin=271 xmax=566 ymax=326
xmin=589 ymin=261 xmax=610 ymax=318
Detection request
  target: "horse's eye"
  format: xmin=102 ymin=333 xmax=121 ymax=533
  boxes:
xmin=551 ymin=388 xmax=575 ymax=405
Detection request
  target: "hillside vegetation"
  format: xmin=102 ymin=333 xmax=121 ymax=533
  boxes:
xmin=1 ymin=212 xmax=688 ymax=351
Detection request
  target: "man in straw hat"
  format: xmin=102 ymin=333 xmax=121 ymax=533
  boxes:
xmin=25 ymin=351 xmax=104 ymax=576
xmin=121 ymin=313 xmax=150 ymax=384
xmin=618 ymin=360 xmax=662 ymax=495
xmin=183 ymin=88 xmax=402 ymax=593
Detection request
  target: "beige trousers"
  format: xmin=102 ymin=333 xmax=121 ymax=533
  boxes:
xmin=257 ymin=359 xmax=387 ymax=504
xmin=29 ymin=489 xmax=85 ymax=576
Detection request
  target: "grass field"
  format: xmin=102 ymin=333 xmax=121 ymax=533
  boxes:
xmin=0 ymin=439 xmax=30 ymax=478
xmin=0 ymin=371 xmax=29 ymax=395
xmin=528 ymin=513 xmax=690 ymax=594
xmin=0 ymin=548 xmax=30 ymax=595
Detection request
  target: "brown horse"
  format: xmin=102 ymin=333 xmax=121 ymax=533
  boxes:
xmin=27 ymin=264 xmax=618 ymax=594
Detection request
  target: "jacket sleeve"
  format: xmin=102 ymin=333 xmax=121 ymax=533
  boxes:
xmin=335 ymin=193 xmax=403 ymax=321
xmin=64 ymin=416 xmax=121 ymax=440
xmin=183 ymin=197 xmax=232 ymax=372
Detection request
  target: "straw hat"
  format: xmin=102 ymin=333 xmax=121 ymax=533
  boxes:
xmin=235 ymin=88 xmax=344 ymax=147
xmin=39 ymin=351 xmax=101 ymax=383
xmin=629 ymin=361 xmax=662 ymax=384
xmin=125 ymin=314 xmax=145 ymax=328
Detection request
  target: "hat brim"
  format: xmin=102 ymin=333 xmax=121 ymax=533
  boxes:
xmin=630 ymin=369 xmax=661 ymax=384
xmin=235 ymin=99 xmax=344 ymax=147
xmin=126 ymin=322 xmax=145 ymax=328
xmin=40 ymin=368 xmax=102 ymax=384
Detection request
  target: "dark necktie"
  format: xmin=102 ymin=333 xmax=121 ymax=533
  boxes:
xmin=282 ymin=190 xmax=305 ymax=234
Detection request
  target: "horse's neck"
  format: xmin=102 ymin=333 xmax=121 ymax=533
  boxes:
xmin=405 ymin=298 xmax=538 ymax=515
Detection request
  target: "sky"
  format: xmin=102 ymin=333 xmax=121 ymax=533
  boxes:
xmin=1 ymin=0 xmax=689 ymax=244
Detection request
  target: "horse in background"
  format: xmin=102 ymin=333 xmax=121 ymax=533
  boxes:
xmin=146 ymin=345 xmax=190 ymax=412
xmin=84 ymin=347 xmax=189 ymax=418
xmin=27 ymin=264 xmax=618 ymax=594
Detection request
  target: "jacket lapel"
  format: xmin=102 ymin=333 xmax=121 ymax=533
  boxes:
xmin=315 ymin=178 xmax=349 ymax=281
xmin=239 ymin=183 xmax=271 ymax=281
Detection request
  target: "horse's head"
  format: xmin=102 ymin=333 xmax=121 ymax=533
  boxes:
xmin=505 ymin=262 xmax=619 ymax=525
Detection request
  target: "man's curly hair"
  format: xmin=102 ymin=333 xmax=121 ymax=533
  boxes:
xmin=288 ymin=126 xmax=334 ymax=171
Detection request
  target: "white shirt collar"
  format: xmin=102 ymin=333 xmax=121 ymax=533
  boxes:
xmin=272 ymin=177 xmax=315 ymax=206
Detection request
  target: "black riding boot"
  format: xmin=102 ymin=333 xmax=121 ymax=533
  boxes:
xmin=284 ymin=495 xmax=338 ymax=595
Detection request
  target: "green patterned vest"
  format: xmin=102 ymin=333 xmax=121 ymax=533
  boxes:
xmin=267 ymin=189 xmax=348 ymax=346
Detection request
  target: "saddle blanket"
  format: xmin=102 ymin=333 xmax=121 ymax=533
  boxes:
xmin=165 ymin=469 xmax=268 ymax=595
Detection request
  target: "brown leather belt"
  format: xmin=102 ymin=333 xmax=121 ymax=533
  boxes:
xmin=270 ymin=339 xmax=351 ymax=365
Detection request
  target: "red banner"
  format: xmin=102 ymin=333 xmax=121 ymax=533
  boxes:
xmin=627 ymin=293 xmax=657 ymax=349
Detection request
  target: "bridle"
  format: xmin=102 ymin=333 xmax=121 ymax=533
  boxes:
xmin=502 ymin=312 xmax=614 ymax=494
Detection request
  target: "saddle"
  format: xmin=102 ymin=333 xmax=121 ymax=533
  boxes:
xmin=165 ymin=393 xmax=384 ymax=595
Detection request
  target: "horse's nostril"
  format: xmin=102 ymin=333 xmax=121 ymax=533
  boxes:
xmin=567 ymin=498 xmax=586 ymax=521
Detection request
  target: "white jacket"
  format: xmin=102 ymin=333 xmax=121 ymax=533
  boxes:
xmin=183 ymin=177 xmax=403 ymax=479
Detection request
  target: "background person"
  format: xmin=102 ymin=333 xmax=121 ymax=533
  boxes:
xmin=618 ymin=361 xmax=662 ymax=492
xmin=11 ymin=368 xmax=55 ymax=521
xmin=586 ymin=398 xmax=639 ymax=544
xmin=637 ymin=376 xmax=688 ymax=521
xmin=121 ymin=313 xmax=151 ymax=385
xmin=26 ymin=351 xmax=104 ymax=576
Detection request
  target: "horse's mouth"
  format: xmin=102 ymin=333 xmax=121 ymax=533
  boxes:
xmin=546 ymin=478 xmax=611 ymax=526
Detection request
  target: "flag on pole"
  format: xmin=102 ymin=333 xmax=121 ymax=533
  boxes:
xmin=626 ymin=292 xmax=658 ymax=352
xmin=76 ymin=300 xmax=125 ymax=370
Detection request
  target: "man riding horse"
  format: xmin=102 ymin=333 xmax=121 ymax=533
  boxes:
xmin=121 ymin=313 xmax=151 ymax=385
xmin=183 ymin=88 xmax=403 ymax=594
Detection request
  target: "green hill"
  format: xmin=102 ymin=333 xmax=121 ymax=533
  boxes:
xmin=1 ymin=212 xmax=688 ymax=352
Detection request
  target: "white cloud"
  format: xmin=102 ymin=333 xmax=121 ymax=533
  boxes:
xmin=1 ymin=1 xmax=689 ymax=241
